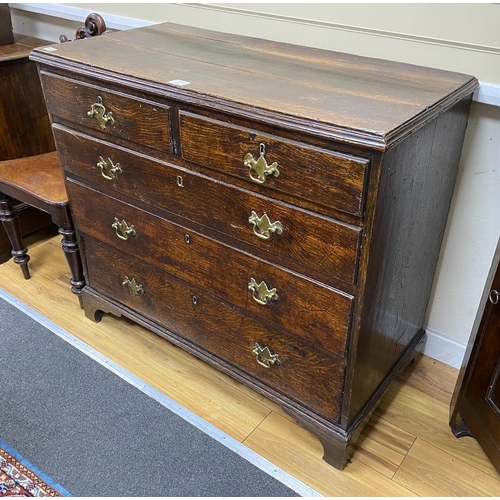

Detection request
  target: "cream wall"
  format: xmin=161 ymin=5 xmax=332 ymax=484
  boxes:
xmin=63 ymin=3 xmax=500 ymax=85
xmin=10 ymin=3 xmax=500 ymax=368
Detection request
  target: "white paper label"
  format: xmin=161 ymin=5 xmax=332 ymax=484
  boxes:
xmin=168 ymin=79 xmax=191 ymax=86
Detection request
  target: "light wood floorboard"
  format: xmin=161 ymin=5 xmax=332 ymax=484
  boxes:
xmin=1 ymin=230 xmax=500 ymax=496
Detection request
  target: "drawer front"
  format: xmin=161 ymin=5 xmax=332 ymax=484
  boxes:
xmin=68 ymin=182 xmax=353 ymax=357
xmin=84 ymin=237 xmax=345 ymax=422
xmin=54 ymin=126 xmax=361 ymax=284
xmin=41 ymin=72 xmax=172 ymax=152
xmin=179 ymin=112 xmax=369 ymax=216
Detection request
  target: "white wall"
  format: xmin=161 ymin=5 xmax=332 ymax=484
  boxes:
xmin=10 ymin=3 xmax=500 ymax=368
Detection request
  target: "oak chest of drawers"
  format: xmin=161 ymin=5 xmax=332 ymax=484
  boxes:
xmin=31 ymin=23 xmax=477 ymax=469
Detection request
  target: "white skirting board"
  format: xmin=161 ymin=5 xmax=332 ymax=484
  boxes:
xmin=419 ymin=329 xmax=466 ymax=369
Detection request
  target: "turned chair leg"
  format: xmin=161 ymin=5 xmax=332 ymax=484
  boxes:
xmin=59 ymin=226 xmax=85 ymax=307
xmin=0 ymin=193 xmax=31 ymax=279
xmin=54 ymin=207 xmax=85 ymax=308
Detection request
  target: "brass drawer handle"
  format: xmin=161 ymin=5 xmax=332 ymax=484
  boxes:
xmin=244 ymin=143 xmax=279 ymax=184
xmin=252 ymin=342 xmax=280 ymax=368
xmin=248 ymin=211 xmax=283 ymax=240
xmin=97 ymin=156 xmax=122 ymax=180
xmin=248 ymin=277 xmax=278 ymax=305
xmin=122 ymin=276 xmax=144 ymax=296
xmin=87 ymin=96 xmax=115 ymax=129
xmin=112 ymin=217 xmax=136 ymax=240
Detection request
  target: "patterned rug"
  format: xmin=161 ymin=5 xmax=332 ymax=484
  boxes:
xmin=0 ymin=439 xmax=70 ymax=497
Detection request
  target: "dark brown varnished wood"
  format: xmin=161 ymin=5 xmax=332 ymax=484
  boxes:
xmin=83 ymin=236 xmax=346 ymax=421
xmin=0 ymin=35 xmax=57 ymax=263
xmin=60 ymin=12 xmax=111 ymax=43
xmin=66 ymin=180 xmax=353 ymax=357
xmin=179 ymin=112 xmax=369 ymax=217
xmin=0 ymin=39 xmax=55 ymax=160
xmin=450 ymin=239 xmax=500 ymax=473
xmin=40 ymin=73 xmax=172 ymax=153
xmin=0 ymin=206 xmax=54 ymax=264
xmin=53 ymin=125 xmax=361 ymax=285
xmin=451 ymin=419 xmax=473 ymax=439
xmin=32 ymin=23 xmax=477 ymax=470
xmin=0 ymin=193 xmax=30 ymax=278
xmin=345 ymin=96 xmax=473 ymax=426
xmin=31 ymin=23 xmax=476 ymax=150
xmin=0 ymin=152 xmax=85 ymax=305
xmin=0 ymin=5 xmax=14 ymax=46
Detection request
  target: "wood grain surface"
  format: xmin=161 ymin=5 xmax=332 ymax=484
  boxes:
xmin=0 ymin=35 xmax=56 ymax=263
xmin=179 ymin=112 xmax=369 ymax=216
xmin=53 ymin=125 xmax=362 ymax=285
xmin=30 ymin=23 xmax=477 ymax=149
xmin=0 ymin=152 xmax=66 ymax=205
xmin=32 ymin=22 xmax=477 ymax=469
xmin=346 ymin=96 xmax=473 ymax=426
xmin=67 ymin=181 xmax=354 ymax=358
xmin=40 ymin=73 xmax=172 ymax=153
xmin=83 ymin=237 xmax=347 ymax=422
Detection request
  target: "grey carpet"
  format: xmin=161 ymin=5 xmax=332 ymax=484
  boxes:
xmin=0 ymin=295 xmax=300 ymax=497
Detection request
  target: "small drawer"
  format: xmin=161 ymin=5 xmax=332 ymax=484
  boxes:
xmin=84 ymin=237 xmax=346 ymax=422
xmin=179 ymin=112 xmax=369 ymax=217
xmin=40 ymin=72 xmax=172 ymax=153
xmin=54 ymin=126 xmax=361 ymax=284
xmin=68 ymin=182 xmax=354 ymax=357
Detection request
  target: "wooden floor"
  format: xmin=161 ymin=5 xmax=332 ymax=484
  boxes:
xmin=2 ymin=229 xmax=500 ymax=497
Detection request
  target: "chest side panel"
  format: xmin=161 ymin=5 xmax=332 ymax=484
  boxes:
xmin=346 ymin=96 xmax=473 ymax=426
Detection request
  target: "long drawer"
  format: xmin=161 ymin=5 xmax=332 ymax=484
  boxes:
xmin=68 ymin=181 xmax=354 ymax=357
xmin=54 ymin=125 xmax=361 ymax=285
xmin=83 ymin=237 xmax=346 ymax=422
xmin=179 ymin=112 xmax=369 ymax=217
xmin=40 ymin=72 xmax=172 ymax=153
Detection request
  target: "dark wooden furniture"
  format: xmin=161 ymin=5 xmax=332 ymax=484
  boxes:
xmin=450 ymin=239 xmax=500 ymax=473
xmin=0 ymin=151 xmax=85 ymax=305
xmin=0 ymin=34 xmax=56 ymax=264
xmin=0 ymin=4 xmax=14 ymax=46
xmin=31 ymin=23 xmax=477 ymax=469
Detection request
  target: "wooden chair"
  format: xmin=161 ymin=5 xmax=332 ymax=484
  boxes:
xmin=0 ymin=152 xmax=84 ymax=307
xmin=0 ymin=13 xmax=111 ymax=307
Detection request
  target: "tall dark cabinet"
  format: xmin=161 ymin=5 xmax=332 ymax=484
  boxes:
xmin=450 ymin=239 xmax=500 ymax=473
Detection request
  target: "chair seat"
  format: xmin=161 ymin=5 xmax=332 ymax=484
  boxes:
xmin=0 ymin=151 xmax=67 ymax=206
xmin=0 ymin=150 xmax=84 ymax=306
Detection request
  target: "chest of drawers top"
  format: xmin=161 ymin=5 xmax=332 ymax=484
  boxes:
xmin=31 ymin=22 xmax=476 ymax=151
